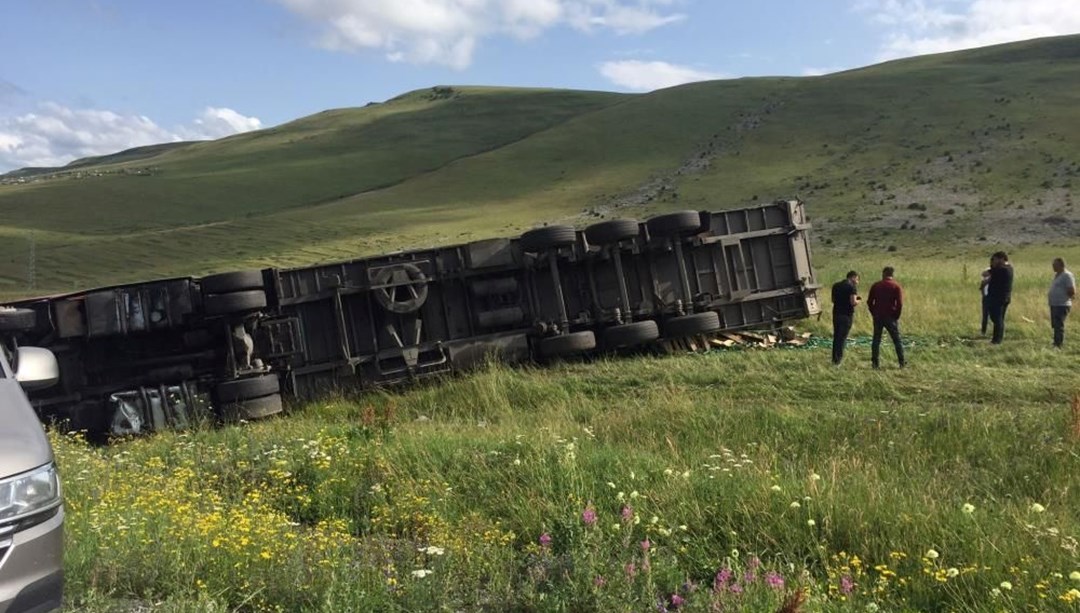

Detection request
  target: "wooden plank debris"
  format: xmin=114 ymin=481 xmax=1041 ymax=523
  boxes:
xmin=665 ymin=327 xmax=815 ymax=352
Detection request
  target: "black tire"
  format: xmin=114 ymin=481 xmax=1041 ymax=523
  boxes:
xmin=201 ymin=270 xmax=265 ymax=295
xmin=664 ymin=311 xmax=721 ymax=338
xmin=538 ymin=331 xmax=597 ymax=357
xmin=215 ymin=374 xmax=280 ymax=404
xmin=0 ymin=307 xmax=37 ymax=332
xmin=584 ymin=219 xmax=640 ymax=245
xmin=602 ymin=320 xmax=659 ymax=349
xmin=646 ymin=211 xmax=704 ymax=237
xmin=204 ymin=290 xmax=267 ymax=316
xmin=232 ymin=394 xmax=284 ymax=420
xmin=520 ymin=225 xmax=577 ymax=253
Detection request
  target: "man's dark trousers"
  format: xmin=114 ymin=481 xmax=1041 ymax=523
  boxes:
xmin=832 ymin=313 xmax=853 ymax=364
xmin=1051 ymin=305 xmax=1070 ymax=348
xmin=988 ymin=301 xmax=1008 ymax=344
xmin=871 ymin=317 xmax=905 ymax=367
xmin=981 ymin=294 xmax=990 ymax=335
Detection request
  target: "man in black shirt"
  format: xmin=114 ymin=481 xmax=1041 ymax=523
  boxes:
xmin=831 ymin=270 xmax=861 ymax=364
xmin=986 ymin=251 xmax=1014 ymax=344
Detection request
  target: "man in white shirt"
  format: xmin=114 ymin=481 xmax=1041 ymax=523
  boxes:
xmin=1048 ymin=258 xmax=1076 ymax=348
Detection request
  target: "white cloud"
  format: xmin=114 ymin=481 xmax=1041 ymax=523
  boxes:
xmin=564 ymin=1 xmax=685 ymax=34
xmin=801 ymin=66 xmax=845 ymax=76
xmin=278 ymin=0 xmax=685 ymax=69
xmin=183 ymin=107 xmax=265 ymax=140
xmin=858 ymin=0 xmax=1080 ymax=60
xmin=599 ymin=59 xmax=725 ymax=91
xmin=0 ymin=103 xmax=262 ymax=171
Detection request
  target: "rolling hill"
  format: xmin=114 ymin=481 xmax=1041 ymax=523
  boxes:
xmin=1 ymin=35 xmax=1078 ymax=294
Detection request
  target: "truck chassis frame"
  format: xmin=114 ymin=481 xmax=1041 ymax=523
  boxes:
xmin=3 ymin=201 xmax=820 ymax=437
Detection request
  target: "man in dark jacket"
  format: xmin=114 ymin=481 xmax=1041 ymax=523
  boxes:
xmin=867 ymin=266 xmax=905 ymax=368
xmin=831 ymin=270 xmax=860 ymax=365
xmin=986 ymin=251 xmax=1014 ymax=344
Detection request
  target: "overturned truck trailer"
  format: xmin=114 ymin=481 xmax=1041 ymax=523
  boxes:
xmin=2 ymin=200 xmax=821 ymax=437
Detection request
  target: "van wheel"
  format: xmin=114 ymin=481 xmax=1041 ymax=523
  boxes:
xmin=664 ymin=312 xmax=721 ymax=338
xmin=603 ymin=320 xmax=659 ymax=349
xmin=0 ymin=307 xmax=36 ymax=332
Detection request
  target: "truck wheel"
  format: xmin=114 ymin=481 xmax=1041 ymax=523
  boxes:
xmin=646 ymin=211 xmax=704 ymax=237
xmin=204 ymin=290 xmax=267 ymax=316
xmin=664 ymin=311 xmax=721 ymax=338
xmin=585 ymin=219 xmax=640 ymax=245
xmin=520 ymin=225 xmax=577 ymax=253
xmin=0 ymin=307 xmax=36 ymax=332
xmin=234 ymin=394 xmax=283 ymax=420
xmin=538 ymin=331 xmax=596 ymax=357
xmin=602 ymin=320 xmax=659 ymax=349
xmin=201 ymin=270 xmax=265 ymax=294
xmin=215 ymin=374 xmax=280 ymax=404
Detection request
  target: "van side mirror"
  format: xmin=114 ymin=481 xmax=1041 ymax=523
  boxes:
xmin=14 ymin=346 xmax=59 ymax=390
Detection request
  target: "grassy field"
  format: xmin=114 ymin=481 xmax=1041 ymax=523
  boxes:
xmin=55 ymin=250 xmax=1080 ymax=612
xmin=3 ymin=32 xmax=1077 ymax=613
xmin=2 ymin=36 xmax=1079 ymax=293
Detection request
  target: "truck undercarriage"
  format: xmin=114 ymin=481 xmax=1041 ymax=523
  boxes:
xmin=2 ymin=201 xmax=820 ymax=438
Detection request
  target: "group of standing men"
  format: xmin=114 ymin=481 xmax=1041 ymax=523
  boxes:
xmin=831 ymin=266 xmax=905 ymax=368
xmin=831 ymin=254 xmax=1076 ymax=367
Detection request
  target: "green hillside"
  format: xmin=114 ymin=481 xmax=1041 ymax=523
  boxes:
xmin=1 ymin=36 xmax=1078 ymax=293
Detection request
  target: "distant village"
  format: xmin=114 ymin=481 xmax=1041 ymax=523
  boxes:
xmin=0 ymin=166 xmax=158 ymax=186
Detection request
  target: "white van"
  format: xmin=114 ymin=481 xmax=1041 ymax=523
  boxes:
xmin=0 ymin=312 xmax=63 ymax=613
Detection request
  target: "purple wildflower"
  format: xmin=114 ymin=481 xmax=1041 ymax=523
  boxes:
xmin=714 ymin=568 xmax=733 ymax=592
xmin=622 ymin=505 xmax=634 ymax=522
xmin=765 ymin=571 xmax=785 ymax=590
xmin=748 ymin=556 xmax=761 ymax=571
xmin=539 ymin=532 xmax=552 ymax=548
xmin=625 ymin=562 xmax=638 ymax=578
xmin=582 ymin=504 xmax=597 ymax=526
xmin=744 ymin=571 xmax=756 ymax=583
xmin=641 ymin=538 xmax=652 ymax=552
xmin=729 ymin=583 xmax=743 ymax=595
xmin=840 ymin=574 xmax=854 ymax=594
xmin=670 ymin=593 xmax=686 ymax=608
xmin=594 ymin=575 xmax=607 ymax=587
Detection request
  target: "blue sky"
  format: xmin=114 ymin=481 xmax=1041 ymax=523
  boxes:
xmin=2 ymin=0 xmax=1078 ymax=171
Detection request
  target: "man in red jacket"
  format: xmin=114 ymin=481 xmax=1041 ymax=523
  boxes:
xmin=867 ymin=266 xmax=906 ymax=369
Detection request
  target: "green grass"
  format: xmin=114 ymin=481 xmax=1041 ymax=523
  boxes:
xmin=54 ymin=252 xmax=1080 ymax=612
xmin=2 ymin=37 xmax=1080 ymax=293
xmin=3 ymin=36 xmax=1079 ymax=610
